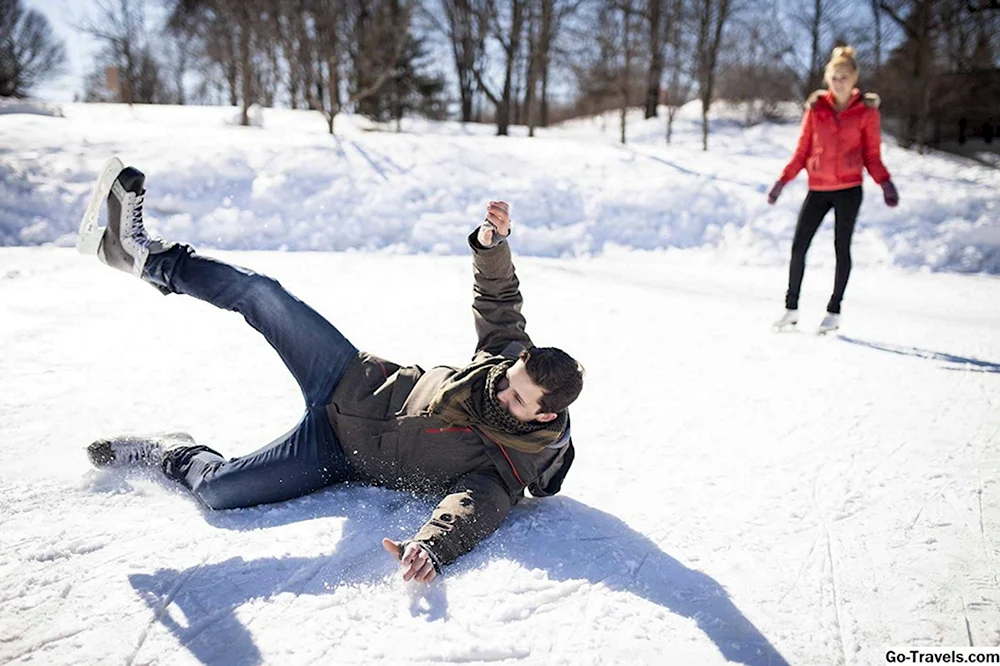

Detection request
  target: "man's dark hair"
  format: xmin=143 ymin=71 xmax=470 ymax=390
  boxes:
xmin=519 ymin=347 xmax=584 ymax=414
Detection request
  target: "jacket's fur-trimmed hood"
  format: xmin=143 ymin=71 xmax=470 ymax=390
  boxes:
xmin=807 ymin=88 xmax=881 ymax=109
xmin=863 ymin=92 xmax=881 ymax=108
xmin=806 ymin=89 xmax=826 ymax=108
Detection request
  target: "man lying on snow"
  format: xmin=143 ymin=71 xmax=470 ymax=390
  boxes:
xmin=81 ymin=159 xmax=584 ymax=584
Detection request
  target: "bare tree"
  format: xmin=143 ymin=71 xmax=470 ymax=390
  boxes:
xmin=237 ymin=1 xmax=256 ymax=123
xmin=471 ymin=0 xmax=528 ymax=135
xmin=168 ymin=0 xmax=254 ymax=114
xmin=80 ymin=0 xmax=149 ymax=105
xmin=783 ymin=0 xmax=850 ymax=98
xmin=532 ymin=0 xmax=581 ymax=128
xmin=717 ymin=8 xmax=797 ymax=125
xmin=643 ymin=0 xmax=664 ymax=118
xmin=309 ymin=0 xmax=412 ymax=134
xmin=538 ymin=0 xmax=557 ymax=126
xmin=310 ymin=0 xmax=344 ymax=131
xmin=694 ymin=0 xmax=734 ymax=150
xmin=662 ymin=41 xmax=693 ymax=143
xmin=523 ymin=0 xmax=541 ymax=134
xmin=273 ymin=0 xmax=310 ymax=109
xmin=616 ymin=0 xmax=642 ymax=143
xmin=159 ymin=32 xmax=191 ymax=104
xmin=660 ymin=0 xmax=693 ymax=143
xmin=870 ymin=0 xmax=883 ymax=85
xmin=422 ymin=0 xmax=490 ymax=123
xmin=878 ymin=0 xmax=939 ymax=152
xmin=0 ymin=0 xmax=67 ymax=97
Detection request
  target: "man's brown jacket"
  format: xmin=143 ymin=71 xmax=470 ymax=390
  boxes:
xmin=324 ymin=232 xmax=575 ymax=568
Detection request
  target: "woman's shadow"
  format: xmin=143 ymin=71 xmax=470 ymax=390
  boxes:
xmin=125 ymin=484 xmax=789 ymax=666
xmin=838 ymin=335 xmax=1000 ymax=373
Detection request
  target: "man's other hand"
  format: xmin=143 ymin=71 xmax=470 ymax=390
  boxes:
xmin=477 ymin=200 xmax=511 ymax=247
xmin=382 ymin=538 xmax=438 ymax=583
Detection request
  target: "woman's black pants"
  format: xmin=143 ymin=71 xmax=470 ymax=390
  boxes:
xmin=784 ymin=186 xmax=863 ymax=314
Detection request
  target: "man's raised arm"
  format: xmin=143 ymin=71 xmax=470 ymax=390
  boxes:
xmin=469 ymin=200 xmax=533 ymax=356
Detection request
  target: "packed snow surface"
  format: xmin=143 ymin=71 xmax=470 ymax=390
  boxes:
xmin=1 ymin=102 xmax=998 ymax=665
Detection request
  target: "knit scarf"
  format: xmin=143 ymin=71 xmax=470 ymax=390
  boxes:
xmin=428 ymin=359 xmax=568 ymax=454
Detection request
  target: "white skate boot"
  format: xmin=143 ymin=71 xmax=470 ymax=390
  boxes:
xmin=817 ymin=313 xmax=840 ymax=335
xmin=772 ymin=309 xmax=799 ymax=330
xmin=87 ymin=432 xmax=195 ymax=468
xmin=77 ymin=157 xmax=172 ymax=277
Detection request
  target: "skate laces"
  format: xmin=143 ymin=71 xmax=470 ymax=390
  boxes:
xmin=129 ymin=192 xmax=149 ymax=246
xmin=118 ymin=439 xmax=160 ymax=464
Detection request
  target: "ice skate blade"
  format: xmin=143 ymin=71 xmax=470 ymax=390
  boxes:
xmin=77 ymin=156 xmax=124 ymax=256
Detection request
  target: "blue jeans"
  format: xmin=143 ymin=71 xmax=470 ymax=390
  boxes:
xmin=144 ymin=246 xmax=358 ymax=509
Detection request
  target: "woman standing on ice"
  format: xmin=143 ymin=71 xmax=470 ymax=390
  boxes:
xmin=767 ymin=45 xmax=899 ymax=333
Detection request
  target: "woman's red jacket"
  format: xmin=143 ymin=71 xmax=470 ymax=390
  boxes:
xmin=779 ymin=88 xmax=892 ymax=191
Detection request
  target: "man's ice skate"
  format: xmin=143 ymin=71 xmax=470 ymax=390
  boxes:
xmin=817 ymin=313 xmax=840 ymax=335
xmin=772 ymin=309 xmax=799 ymax=330
xmin=77 ymin=157 xmax=172 ymax=278
xmin=87 ymin=432 xmax=195 ymax=468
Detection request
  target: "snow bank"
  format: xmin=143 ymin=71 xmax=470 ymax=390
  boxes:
xmin=0 ymin=101 xmax=997 ymax=273
xmin=0 ymin=98 xmax=65 ymax=117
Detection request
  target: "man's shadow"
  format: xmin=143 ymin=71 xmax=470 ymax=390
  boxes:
xmin=126 ymin=486 xmax=789 ymax=666
xmin=839 ymin=335 xmax=1000 ymax=373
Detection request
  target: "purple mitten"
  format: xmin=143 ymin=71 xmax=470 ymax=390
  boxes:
xmin=766 ymin=180 xmax=784 ymax=205
xmin=881 ymin=180 xmax=899 ymax=207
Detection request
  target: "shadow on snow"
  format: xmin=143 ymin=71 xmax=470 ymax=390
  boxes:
xmin=125 ymin=485 xmax=789 ymax=666
xmin=839 ymin=335 xmax=1000 ymax=373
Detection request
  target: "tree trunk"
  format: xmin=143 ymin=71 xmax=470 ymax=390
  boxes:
xmin=540 ymin=65 xmax=550 ymax=127
xmin=701 ymin=97 xmax=709 ymax=150
xmin=446 ymin=0 xmax=479 ymax=123
xmin=458 ymin=21 xmax=476 ymax=123
xmin=539 ymin=0 xmax=554 ymax=127
xmin=696 ymin=0 xmax=730 ymax=151
xmin=174 ymin=41 xmax=187 ymax=105
xmin=498 ymin=0 xmax=526 ymax=136
xmin=645 ymin=0 xmax=663 ymax=119
xmin=618 ymin=2 xmax=637 ymax=144
xmin=870 ymin=0 xmax=882 ymax=87
xmin=525 ymin=2 xmax=539 ymax=137
xmin=808 ymin=0 xmax=821 ymax=97
xmin=239 ymin=7 xmax=253 ymax=126
xmin=326 ymin=49 xmax=340 ymax=134
xmin=122 ymin=37 xmax=135 ymax=105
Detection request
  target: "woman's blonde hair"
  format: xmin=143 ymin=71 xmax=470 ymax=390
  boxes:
xmin=825 ymin=45 xmax=858 ymax=80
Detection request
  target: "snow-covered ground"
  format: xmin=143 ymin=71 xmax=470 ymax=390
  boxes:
xmin=1 ymin=102 xmax=998 ymax=665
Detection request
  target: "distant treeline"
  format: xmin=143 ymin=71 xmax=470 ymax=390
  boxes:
xmin=2 ymin=0 xmax=998 ymax=151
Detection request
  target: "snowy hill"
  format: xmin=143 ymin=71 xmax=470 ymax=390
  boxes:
xmin=1 ymin=103 xmax=999 ymax=666
xmin=1 ymin=101 xmax=998 ymax=272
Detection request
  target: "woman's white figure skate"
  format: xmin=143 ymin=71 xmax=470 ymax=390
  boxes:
xmin=772 ymin=309 xmax=799 ymax=331
xmin=817 ymin=313 xmax=841 ymax=335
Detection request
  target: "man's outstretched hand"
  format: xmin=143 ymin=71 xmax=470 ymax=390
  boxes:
xmin=382 ymin=538 xmax=438 ymax=583
xmin=477 ymin=200 xmax=511 ymax=247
